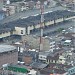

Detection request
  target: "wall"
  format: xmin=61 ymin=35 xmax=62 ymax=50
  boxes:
xmin=9 ymin=5 xmax=16 ymax=15
xmin=0 ymin=32 xmax=11 ymax=38
xmin=26 ymin=16 xmax=75 ymax=35
xmin=0 ymin=50 xmax=18 ymax=68
xmin=55 ymin=18 xmax=63 ymax=23
xmin=14 ymin=27 xmax=26 ymax=35
xmin=35 ymin=24 xmax=40 ymax=29
xmin=58 ymin=56 xmax=66 ymax=64
xmin=45 ymin=20 xmax=54 ymax=26
xmin=39 ymin=55 xmax=47 ymax=61
xmin=64 ymin=16 xmax=75 ymax=20
xmin=23 ymin=56 xmax=32 ymax=64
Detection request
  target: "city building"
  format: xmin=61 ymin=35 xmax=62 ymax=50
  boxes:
xmin=47 ymin=54 xmax=59 ymax=64
xmin=39 ymin=51 xmax=49 ymax=62
xmin=18 ymin=50 xmax=38 ymax=64
xmin=0 ymin=45 xmax=18 ymax=73
xmin=0 ymin=10 xmax=75 ymax=42
xmin=39 ymin=63 xmax=75 ymax=75
xmin=2 ymin=4 xmax=16 ymax=16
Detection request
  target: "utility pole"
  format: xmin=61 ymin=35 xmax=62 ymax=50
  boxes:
xmin=39 ymin=0 xmax=44 ymax=51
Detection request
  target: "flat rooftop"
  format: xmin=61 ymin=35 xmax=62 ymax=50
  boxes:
xmin=0 ymin=45 xmax=16 ymax=53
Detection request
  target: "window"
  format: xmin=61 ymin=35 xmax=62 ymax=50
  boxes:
xmin=60 ymin=59 xmax=62 ymax=61
xmin=55 ymin=60 xmax=57 ymax=63
xmin=49 ymin=60 xmax=50 ymax=62
xmin=21 ymin=30 xmax=23 ymax=34
xmin=40 ymin=56 xmax=42 ymax=58
xmin=52 ymin=60 xmax=53 ymax=62
xmin=68 ymin=57 xmax=70 ymax=60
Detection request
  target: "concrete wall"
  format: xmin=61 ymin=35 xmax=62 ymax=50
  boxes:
xmin=39 ymin=55 xmax=47 ymax=61
xmin=9 ymin=5 xmax=16 ymax=15
xmin=45 ymin=20 xmax=54 ymax=26
xmin=27 ymin=26 xmax=31 ymax=35
xmin=35 ymin=24 xmax=40 ymax=29
xmin=64 ymin=16 xmax=75 ymax=20
xmin=14 ymin=27 xmax=26 ymax=35
xmin=55 ymin=18 xmax=63 ymax=23
xmin=0 ymin=32 xmax=11 ymax=38
xmin=27 ymin=25 xmax=34 ymax=34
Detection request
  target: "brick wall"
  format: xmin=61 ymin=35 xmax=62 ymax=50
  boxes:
xmin=0 ymin=51 xmax=18 ymax=68
xmin=23 ymin=56 xmax=32 ymax=64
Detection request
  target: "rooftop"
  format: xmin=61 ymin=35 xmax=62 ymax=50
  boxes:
xmin=0 ymin=10 xmax=75 ymax=30
xmin=40 ymin=68 xmax=66 ymax=74
xmin=39 ymin=51 xmax=50 ymax=56
xmin=0 ymin=10 xmax=5 ymax=14
xmin=40 ymin=63 xmax=73 ymax=74
xmin=31 ymin=62 xmax=48 ymax=69
xmin=0 ymin=45 xmax=16 ymax=53
xmin=0 ymin=28 xmax=11 ymax=34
